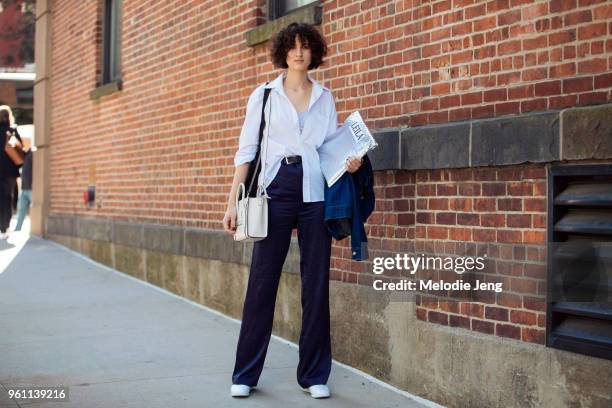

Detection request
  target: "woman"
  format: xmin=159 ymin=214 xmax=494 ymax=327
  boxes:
xmin=0 ymin=105 xmax=22 ymax=239
xmin=223 ymin=22 xmax=362 ymax=399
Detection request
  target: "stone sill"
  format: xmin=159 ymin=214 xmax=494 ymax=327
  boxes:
xmin=46 ymin=215 xmax=304 ymax=275
xmin=90 ymin=79 xmax=122 ymax=100
xmin=245 ymin=3 xmax=322 ymax=47
xmin=368 ymin=103 xmax=612 ymax=171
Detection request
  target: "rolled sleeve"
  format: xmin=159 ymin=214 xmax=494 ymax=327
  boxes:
xmin=234 ymin=85 xmax=265 ymax=167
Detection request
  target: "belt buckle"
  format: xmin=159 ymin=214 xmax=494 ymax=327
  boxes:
xmin=284 ymin=156 xmax=293 ymax=165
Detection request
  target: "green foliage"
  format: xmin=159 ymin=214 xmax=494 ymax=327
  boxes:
xmin=0 ymin=0 xmax=36 ymax=66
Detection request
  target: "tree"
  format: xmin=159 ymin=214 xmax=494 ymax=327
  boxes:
xmin=0 ymin=0 xmax=36 ymax=66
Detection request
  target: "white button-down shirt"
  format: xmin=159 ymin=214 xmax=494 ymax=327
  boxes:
xmin=234 ymin=71 xmax=337 ymax=202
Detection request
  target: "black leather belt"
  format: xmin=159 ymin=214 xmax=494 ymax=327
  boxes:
xmin=283 ymin=155 xmax=302 ymax=165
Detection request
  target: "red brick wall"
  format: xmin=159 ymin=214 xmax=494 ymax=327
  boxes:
xmin=48 ymin=0 xmax=611 ymax=344
xmin=330 ymin=0 xmax=611 ymax=128
xmin=336 ymin=165 xmax=548 ymax=344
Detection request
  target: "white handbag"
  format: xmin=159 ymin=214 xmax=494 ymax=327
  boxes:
xmin=233 ymin=91 xmax=271 ymax=242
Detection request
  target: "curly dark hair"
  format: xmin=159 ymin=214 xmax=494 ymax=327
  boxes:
xmin=270 ymin=22 xmax=328 ymax=70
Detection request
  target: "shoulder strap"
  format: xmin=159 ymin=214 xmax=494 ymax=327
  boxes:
xmin=245 ymin=82 xmax=271 ymax=197
xmin=258 ymin=85 xmax=271 ymax=146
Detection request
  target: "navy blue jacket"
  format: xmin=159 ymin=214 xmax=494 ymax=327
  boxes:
xmin=323 ymin=154 xmax=375 ymax=261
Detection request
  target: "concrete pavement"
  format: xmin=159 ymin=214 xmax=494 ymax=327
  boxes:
xmin=0 ymin=227 xmax=439 ymax=408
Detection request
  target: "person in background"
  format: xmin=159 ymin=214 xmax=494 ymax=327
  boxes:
xmin=0 ymin=105 xmax=22 ymax=239
xmin=14 ymin=145 xmax=33 ymax=232
xmin=12 ymin=177 xmax=18 ymax=212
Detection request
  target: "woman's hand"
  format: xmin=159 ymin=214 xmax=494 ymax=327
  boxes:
xmin=223 ymin=205 xmax=237 ymax=235
xmin=346 ymin=156 xmax=363 ymax=173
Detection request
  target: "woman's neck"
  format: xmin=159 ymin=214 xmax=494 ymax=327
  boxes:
xmin=283 ymin=69 xmax=311 ymax=91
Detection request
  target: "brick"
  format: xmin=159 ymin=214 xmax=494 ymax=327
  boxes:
xmin=449 ymin=198 xmax=472 ymax=211
xmin=474 ymin=198 xmax=496 ymax=212
xmin=481 ymin=214 xmax=505 ymax=227
xmin=578 ymin=58 xmax=607 ymax=74
xmin=497 ymin=292 xmax=522 ymax=308
xmin=522 ymin=327 xmax=545 ymax=344
xmin=473 ymin=228 xmax=496 ymax=242
xmin=550 ymin=0 xmax=577 ymax=13
xmin=428 ymin=310 xmax=449 ymax=325
xmin=523 ymin=230 xmax=546 ymax=244
xmin=510 ymin=310 xmax=537 ymax=325
xmin=428 ymin=226 xmax=449 ymax=239
xmin=578 ymin=22 xmax=607 ymax=40
xmin=417 ymin=212 xmax=435 ymax=224
xmin=523 ymin=296 xmax=546 ymax=312
xmin=449 ymin=314 xmax=471 ymax=329
xmin=510 ymin=278 xmax=538 ymax=294
xmin=534 ymin=80 xmax=561 ymax=96
xmin=549 ymin=29 xmax=577 ymax=46
xmin=498 ymin=10 xmax=521 ymax=26
xmin=507 ymin=214 xmax=531 ymax=228
xmin=472 ymin=319 xmax=494 ymax=334
xmin=497 ymin=230 xmax=522 ymax=243
xmin=564 ymin=10 xmax=592 ymax=26
xmin=459 ymin=183 xmax=482 ymax=196
xmin=439 ymin=301 xmax=460 ymax=314
xmin=482 ymin=183 xmax=507 ymax=196
xmin=437 ymin=183 xmax=458 ymax=196
xmin=461 ymin=302 xmax=484 ymax=318
xmin=496 ymin=323 xmax=521 ymax=339
xmin=524 ymin=198 xmax=546 ymax=212
xmin=449 ymin=227 xmax=472 ymax=241
xmin=498 ymin=198 xmax=522 ymax=211
xmin=485 ymin=306 xmax=509 ymax=321
xmin=457 ymin=213 xmax=480 ymax=226
xmin=436 ymin=212 xmax=457 ymax=225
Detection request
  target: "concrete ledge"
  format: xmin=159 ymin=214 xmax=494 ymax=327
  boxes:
xmin=89 ymin=79 xmax=122 ymax=100
xmin=370 ymin=103 xmax=612 ymax=171
xmin=47 ymin=214 xmax=301 ymax=274
xmin=472 ymin=111 xmax=559 ymax=166
xmin=401 ymin=122 xmax=470 ymax=170
xmin=562 ymin=103 xmax=612 ymax=160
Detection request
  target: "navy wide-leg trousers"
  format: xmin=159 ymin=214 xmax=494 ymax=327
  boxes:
xmin=231 ymin=160 xmax=333 ymax=389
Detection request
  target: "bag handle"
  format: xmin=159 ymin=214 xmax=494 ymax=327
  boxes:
xmin=236 ymin=182 xmax=245 ymax=209
xmin=246 ymin=88 xmax=272 ymax=199
xmin=246 ymin=82 xmax=271 ymax=196
xmin=258 ymin=91 xmax=271 ymax=199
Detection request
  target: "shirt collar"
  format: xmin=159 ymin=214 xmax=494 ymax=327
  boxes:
xmin=265 ymin=70 xmax=328 ymax=111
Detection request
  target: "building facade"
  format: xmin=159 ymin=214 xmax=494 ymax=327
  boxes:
xmin=36 ymin=1 xmax=612 ymax=407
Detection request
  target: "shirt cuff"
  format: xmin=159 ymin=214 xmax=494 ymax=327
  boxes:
xmin=234 ymin=153 xmax=254 ymax=167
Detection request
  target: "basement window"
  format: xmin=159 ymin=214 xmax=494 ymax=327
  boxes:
xmin=547 ymin=164 xmax=612 ymax=360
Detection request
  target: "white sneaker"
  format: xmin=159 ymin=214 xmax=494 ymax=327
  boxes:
xmin=230 ymin=384 xmax=253 ymax=397
xmin=302 ymin=384 xmax=331 ymax=399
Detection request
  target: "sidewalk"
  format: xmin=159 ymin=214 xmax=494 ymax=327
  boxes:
xmin=0 ymin=228 xmax=438 ymax=408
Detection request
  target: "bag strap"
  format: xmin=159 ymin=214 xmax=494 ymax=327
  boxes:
xmin=258 ymin=90 xmax=272 ymax=199
xmin=246 ymin=83 xmax=271 ymax=197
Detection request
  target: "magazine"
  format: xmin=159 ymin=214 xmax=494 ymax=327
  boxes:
xmin=319 ymin=111 xmax=378 ymax=187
